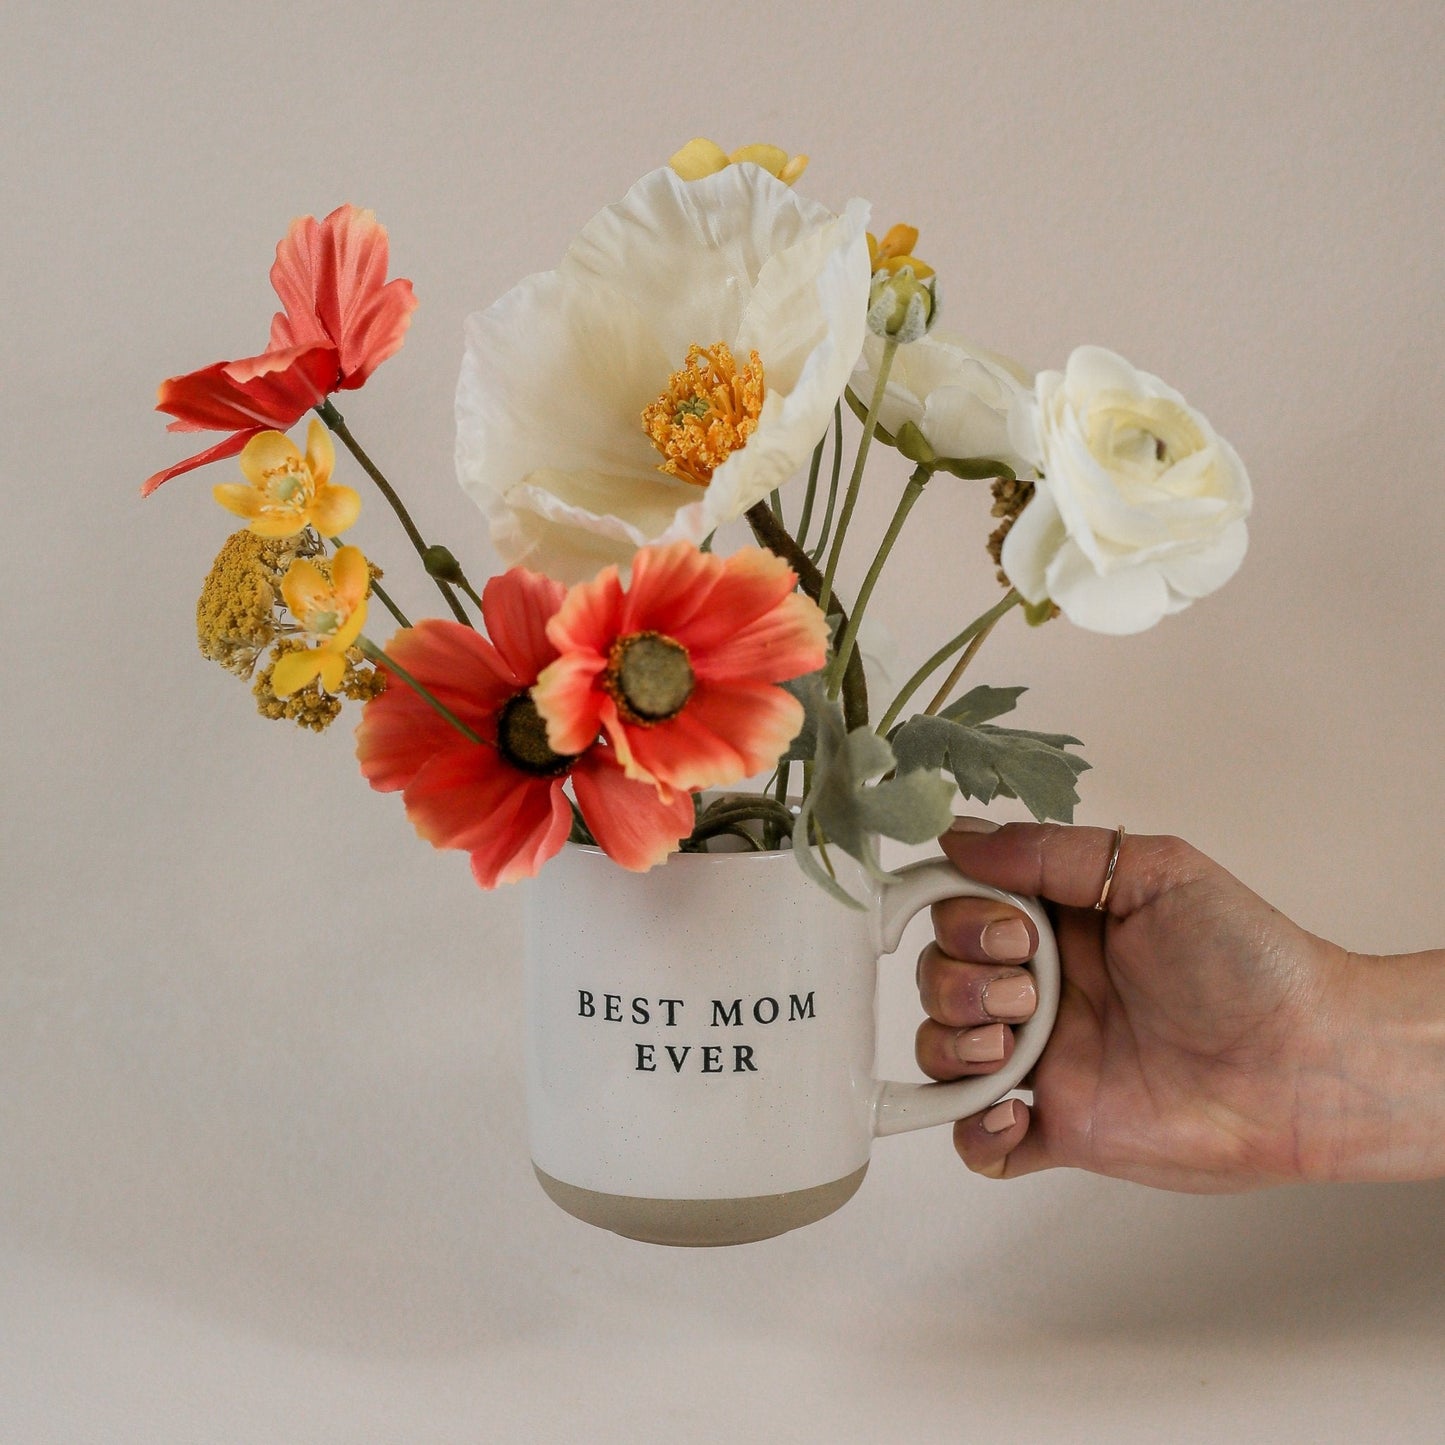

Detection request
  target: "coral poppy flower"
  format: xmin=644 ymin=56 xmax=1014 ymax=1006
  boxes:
xmin=355 ymin=573 xmax=696 ymax=889
xmin=456 ymin=165 xmax=870 ymax=582
xmin=272 ymin=545 xmax=370 ymax=697
xmin=213 ymin=418 xmax=361 ymax=538
xmin=533 ymin=542 xmax=829 ymax=798
xmin=143 ymin=205 xmax=416 ymax=497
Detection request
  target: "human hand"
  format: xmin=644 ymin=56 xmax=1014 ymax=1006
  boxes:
xmin=918 ymin=819 xmax=1445 ymax=1191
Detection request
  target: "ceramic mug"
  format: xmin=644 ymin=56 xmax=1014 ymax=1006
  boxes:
xmin=523 ymin=842 xmax=1059 ymax=1246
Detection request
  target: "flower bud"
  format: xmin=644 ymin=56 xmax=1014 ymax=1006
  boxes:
xmin=867 ymin=265 xmax=937 ymax=344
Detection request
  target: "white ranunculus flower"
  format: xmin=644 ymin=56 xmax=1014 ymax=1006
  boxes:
xmin=1002 ymin=346 xmax=1252 ymax=635
xmin=851 ymin=330 xmax=1034 ymax=474
xmin=456 ymin=166 xmax=872 ymax=582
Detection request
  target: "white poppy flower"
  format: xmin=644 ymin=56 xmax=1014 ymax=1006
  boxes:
xmin=1003 ymin=346 xmax=1252 ymax=634
xmin=851 ymin=330 xmax=1034 ymax=475
xmin=456 ymin=166 xmax=872 ymax=582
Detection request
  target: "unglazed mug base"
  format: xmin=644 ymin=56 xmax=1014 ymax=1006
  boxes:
xmin=533 ymin=1162 xmax=870 ymax=1247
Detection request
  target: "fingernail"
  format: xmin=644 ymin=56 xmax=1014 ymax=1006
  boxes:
xmin=982 ymin=973 xmax=1036 ymax=1021
xmin=982 ymin=1099 xmax=1019 ymax=1134
xmin=949 ymin=815 xmax=1000 ymax=834
xmin=980 ymin=917 xmax=1031 ymax=962
xmin=953 ymin=1024 xmax=1007 ymax=1064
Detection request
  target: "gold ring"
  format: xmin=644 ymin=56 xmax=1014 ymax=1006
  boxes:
xmin=1094 ymin=825 xmax=1125 ymax=912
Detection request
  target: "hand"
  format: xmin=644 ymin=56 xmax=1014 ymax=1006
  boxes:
xmin=919 ymin=819 xmax=1445 ymax=1192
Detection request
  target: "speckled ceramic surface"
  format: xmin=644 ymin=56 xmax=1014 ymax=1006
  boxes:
xmin=524 ymin=845 xmax=1058 ymax=1244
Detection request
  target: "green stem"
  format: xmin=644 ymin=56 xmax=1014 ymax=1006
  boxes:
xmin=315 ymin=400 xmax=471 ymax=627
xmin=922 ymin=603 xmax=1009 ymax=716
xmin=818 ymin=340 xmax=897 ymax=620
xmin=876 ymin=590 xmax=1021 ymax=735
xmin=796 ymin=432 xmax=826 ymax=550
xmin=744 ymin=503 xmax=868 ymax=732
xmin=827 ymin=464 xmax=930 ymax=699
xmin=809 ymin=403 xmax=845 ymax=563
xmin=357 ymin=636 xmax=488 ymax=746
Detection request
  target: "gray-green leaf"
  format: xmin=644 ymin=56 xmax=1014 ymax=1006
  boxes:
xmin=891 ymin=711 xmax=1090 ymax=823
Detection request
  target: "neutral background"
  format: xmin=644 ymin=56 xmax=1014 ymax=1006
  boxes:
xmin=3 ymin=1 xmax=1442 ymax=1440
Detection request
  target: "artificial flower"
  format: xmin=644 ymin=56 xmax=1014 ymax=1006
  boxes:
xmin=142 ymin=205 xmax=416 ymax=497
xmin=533 ymin=542 xmax=830 ymax=798
xmin=271 ymin=545 xmax=371 ymax=696
xmin=253 ymin=637 xmax=383 ymax=732
xmin=195 ymin=528 xmax=317 ymax=677
xmin=456 ymin=165 xmax=871 ymax=581
xmin=355 ymin=574 xmax=695 ymax=887
xmin=212 ymin=419 xmax=360 ymax=538
xmin=670 ymin=139 xmax=808 ymax=187
xmin=852 ymin=330 xmax=1033 ymax=473
xmin=1002 ymin=346 xmax=1252 ymax=634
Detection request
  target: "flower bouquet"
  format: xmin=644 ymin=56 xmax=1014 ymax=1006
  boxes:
xmin=144 ymin=141 xmax=1252 ymax=1242
xmin=149 ymin=141 xmax=1251 ymax=896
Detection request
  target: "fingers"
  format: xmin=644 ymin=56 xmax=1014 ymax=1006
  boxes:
xmin=953 ymin=1098 xmax=1048 ymax=1180
xmin=939 ymin=816 xmax=1206 ymax=917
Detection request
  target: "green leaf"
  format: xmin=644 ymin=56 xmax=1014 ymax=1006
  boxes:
xmin=938 ymin=684 xmax=1026 ymax=727
xmin=891 ymin=712 xmax=1090 ymax=823
xmin=792 ymin=688 xmax=956 ymax=902
xmin=932 ymin=455 xmax=1017 ymax=482
xmin=779 ymin=670 xmax=826 ymax=763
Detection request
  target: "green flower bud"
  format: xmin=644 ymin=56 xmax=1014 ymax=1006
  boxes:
xmin=867 ymin=265 xmax=937 ymax=344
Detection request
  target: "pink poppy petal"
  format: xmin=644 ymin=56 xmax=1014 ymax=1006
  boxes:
xmin=532 ymin=650 xmax=608 ymax=757
xmin=624 ymin=681 xmax=803 ymax=793
xmin=474 ymin=784 xmax=573 ymax=889
xmin=400 ymin=744 xmax=537 ymax=853
xmin=573 ymin=751 xmax=694 ymax=871
xmin=481 ymin=568 xmax=568 ymax=685
xmin=381 ymin=619 xmax=521 ymax=721
xmin=689 ymin=591 xmax=829 ymax=685
xmin=544 ymin=564 xmax=626 ymax=657
xmin=141 ymin=429 xmax=259 ymax=497
xmin=619 ymin=541 xmax=722 ymax=636
xmin=664 ymin=546 xmax=799 ymax=655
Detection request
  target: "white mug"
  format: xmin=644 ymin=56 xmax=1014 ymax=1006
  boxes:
xmin=524 ymin=842 xmax=1059 ymax=1246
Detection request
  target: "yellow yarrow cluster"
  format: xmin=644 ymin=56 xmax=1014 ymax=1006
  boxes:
xmin=196 ymin=529 xmax=320 ymax=676
xmin=196 ymin=528 xmax=384 ymax=730
xmin=253 ymin=637 xmax=386 ymax=732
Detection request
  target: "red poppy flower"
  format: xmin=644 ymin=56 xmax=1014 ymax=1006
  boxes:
xmin=142 ymin=205 xmax=417 ymax=497
xmin=533 ymin=542 xmax=830 ymax=799
xmin=355 ymin=570 xmax=695 ymax=889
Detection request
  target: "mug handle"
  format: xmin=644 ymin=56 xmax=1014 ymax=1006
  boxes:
xmin=870 ymin=857 xmax=1060 ymax=1138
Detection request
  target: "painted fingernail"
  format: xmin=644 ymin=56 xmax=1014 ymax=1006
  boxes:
xmin=949 ymin=816 xmax=1000 ymax=834
xmin=953 ymin=1024 xmax=1007 ymax=1064
xmin=982 ymin=1099 xmax=1020 ymax=1134
xmin=981 ymin=917 xmax=1031 ymax=961
xmin=982 ymin=973 xmax=1036 ymax=1021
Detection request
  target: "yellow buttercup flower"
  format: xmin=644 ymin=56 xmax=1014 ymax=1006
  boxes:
xmin=868 ymin=223 xmax=935 ymax=280
xmin=669 ymin=139 xmax=808 ymax=187
xmin=213 ymin=418 xmax=361 ymax=539
xmin=272 ymin=545 xmax=371 ymax=696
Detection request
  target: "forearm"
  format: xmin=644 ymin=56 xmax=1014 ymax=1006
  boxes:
xmin=1298 ymin=945 xmax=1445 ymax=1183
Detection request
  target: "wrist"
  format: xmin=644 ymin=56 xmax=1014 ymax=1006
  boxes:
xmin=1297 ymin=943 xmax=1445 ymax=1183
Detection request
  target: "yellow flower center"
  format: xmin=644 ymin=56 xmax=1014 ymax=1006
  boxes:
xmin=260 ymin=458 xmax=315 ymax=518
xmin=642 ymin=342 xmax=765 ymax=487
xmin=604 ymin=632 xmax=695 ymax=723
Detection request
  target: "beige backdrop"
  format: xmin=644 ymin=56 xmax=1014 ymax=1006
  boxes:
xmin=3 ymin=1 xmax=1442 ymax=1440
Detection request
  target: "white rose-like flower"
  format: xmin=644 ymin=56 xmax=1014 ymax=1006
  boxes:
xmin=1002 ymin=346 xmax=1252 ymax=634
xmin=851 ymin=330 xmax=1034 ymax=474
xmin=456 ymin=165 xmax=872 ymax=582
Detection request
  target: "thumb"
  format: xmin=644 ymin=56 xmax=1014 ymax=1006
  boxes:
xmin=938 ymin=818 xmax=1203 ymax=917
